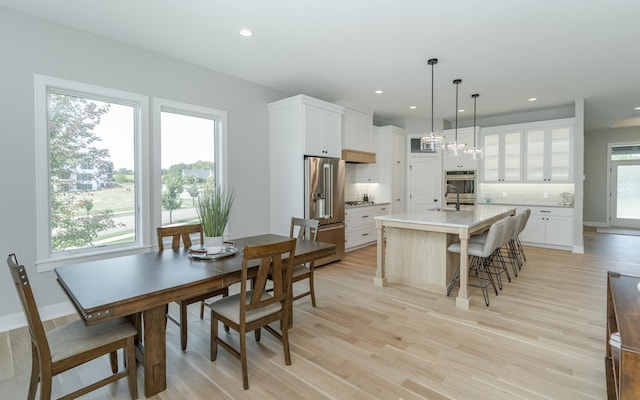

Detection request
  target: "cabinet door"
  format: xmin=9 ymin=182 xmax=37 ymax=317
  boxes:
xmin=322 ymin=110 xmax=342 ymax=158
xmin=525 ymin=129 xmax=546 ymax=181
xmin=545 ymin=216 xmax=573 ymax=246
xmin=409 ymin=156 xmax=441 ymax=212
xmin=391 ymin=132 xmax=405 ymax=165
xmin=303 ymin=105 xmax=324 ymax=157
xmin=519 ymin=215 xmax=546 ymax=244
xmin=391 ymin=163 xmax=405 ymax=213
xmin=483 ymin=133 xmax=501 ymax=182
xmin=548 ymin=127 xmax=571 ymax=182
xmin=503 ymin=131 xmax=522 ymax=182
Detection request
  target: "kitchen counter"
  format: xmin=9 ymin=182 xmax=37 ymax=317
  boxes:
xmin=374 ymin=204 xmax=516 ymax=309
xmin=345 ymin=201 xmax=390 ymax=209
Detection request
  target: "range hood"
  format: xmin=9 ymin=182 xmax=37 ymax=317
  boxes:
xmin=342 ymin=149 xmax=376 ymax=163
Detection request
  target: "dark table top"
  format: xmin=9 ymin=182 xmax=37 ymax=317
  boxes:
xmin=55 ymin=234 xmax=336 ymax=324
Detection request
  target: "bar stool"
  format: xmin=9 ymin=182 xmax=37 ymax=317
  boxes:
xmin=513 ymin=209 xmax=531 ymax=268
xmin=447 ymin=221 xmax=505 ymax=306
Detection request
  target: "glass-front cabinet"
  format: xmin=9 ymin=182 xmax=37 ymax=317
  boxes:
xmin=482 ymin=129 xmax=522 ymax=182
xmin=524 ymin=121 xmax=573 ymax=182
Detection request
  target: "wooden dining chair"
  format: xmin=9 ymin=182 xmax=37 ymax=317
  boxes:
xmin=288 ymin=217 xmax=320 ymax=307
xmin=157 ymin=223 xmax=229 ymax=351
xmin=6 ymin=253 xmax=138 ymax=400
xmin=208 ymin=238 xmax=297 ymax=390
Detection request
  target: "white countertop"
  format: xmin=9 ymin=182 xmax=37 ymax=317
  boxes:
xmin=375 ymin=204 xmax=516 ymax=229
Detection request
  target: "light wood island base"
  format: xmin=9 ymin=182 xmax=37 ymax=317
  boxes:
xmin=374 ymin=205 xmax=516 ymax=309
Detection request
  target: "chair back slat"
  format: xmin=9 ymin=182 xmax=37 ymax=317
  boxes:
xmin=240 ymin=239 xmax=297 ymax=315
xmin=6 ymin=254 xmax=52 ymax=365
xmin=157 ymin=223 xmax=204 ymax=251
xmin=290 ymin=217 xmax=319 ymax=241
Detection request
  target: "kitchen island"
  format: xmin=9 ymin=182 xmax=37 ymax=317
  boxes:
xmin=374 ymin=204 xmax=516 ymax=309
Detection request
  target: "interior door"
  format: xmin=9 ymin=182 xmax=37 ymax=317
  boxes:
xmin=409 ymin=155 xmax=442 ymax=213
xmin=611 ymin=159 xmax=640 ymax=228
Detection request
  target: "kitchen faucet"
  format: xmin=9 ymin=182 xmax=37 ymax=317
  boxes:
xmin=446 ymin=184 xmax=460 ymax=211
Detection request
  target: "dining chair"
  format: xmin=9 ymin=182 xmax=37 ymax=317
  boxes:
xmin=208 ymin=238 xmax=297 ymax=390
xmin=157 ymin=223 xmax=229 ymax=351
xmin=288 ymin=217 xmax=320 ymax=307
xmin=6 ymin=253 xmax=138 ymax=400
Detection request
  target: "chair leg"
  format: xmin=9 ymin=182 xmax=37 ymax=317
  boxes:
xmin=27 ymin=344 xmax=39 ymax=400
xmin=254 ymin=328 xmax=261 ymax=342
xmin=240 ymin=329 xmax=249 ymax=390
xmin=309 ymin=272 xmax=317 ymax=307
xmin=180 ymin=303 xmax=188 ymax=351
xmin=447 ymin=262 xmax=461 ymax=296
xmin=109 ymin=351 xmax=118 ymax=373
xmin=282 ymin=311 xmax=292 ymax=366
xmin=210 ymin=310 xmax=219 ymax=361
xmin=39 ymin=368 xmax=53 ymax=400
xmin=200 ymin=300 xmax=205 ymax=320
xmin=125 ymin=337 xmax=138 ymax=400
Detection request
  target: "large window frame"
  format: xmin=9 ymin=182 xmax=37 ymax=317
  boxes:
xmin=35 ymin=75 xmax=151 ymax=272
xmin=151 ymin=98 xmax=228 ymax=233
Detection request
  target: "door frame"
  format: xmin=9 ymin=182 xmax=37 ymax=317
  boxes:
xmin=607 ymin=142 xmax=640 ymax=228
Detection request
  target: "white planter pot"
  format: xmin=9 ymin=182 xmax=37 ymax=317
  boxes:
xmin=203 ymin=236 xmax=224 ymax=255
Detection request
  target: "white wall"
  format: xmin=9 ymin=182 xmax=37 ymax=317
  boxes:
xmin=0 ymin=7 xmax=287 ymax=325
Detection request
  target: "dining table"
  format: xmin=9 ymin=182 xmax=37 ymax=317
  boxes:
xmin=54 ymin=233 xmax=336 ymax=397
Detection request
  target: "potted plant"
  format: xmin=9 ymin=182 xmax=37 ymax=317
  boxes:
xmin=196 ymin=186 xmax=235 ymax=254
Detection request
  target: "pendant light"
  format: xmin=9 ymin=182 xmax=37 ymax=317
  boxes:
xmin=464 ymin=93 xmax=483 ymax=159
xmin=419 ymin=58 xmax=443 ymax=152
xmin=444 ymin=79 xmax=466 ymax=156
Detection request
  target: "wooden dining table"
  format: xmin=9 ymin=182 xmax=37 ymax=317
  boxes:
xmin=54 ymin=233 xmax=336 ymax=397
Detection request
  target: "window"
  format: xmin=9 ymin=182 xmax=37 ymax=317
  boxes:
xmin=153 ymin=98 xmax=228 ymax=229
xmin=35 ymin=75 xmax=149 ymax=271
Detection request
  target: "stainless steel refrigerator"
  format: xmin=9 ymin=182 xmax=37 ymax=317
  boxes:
xmin=304 ymin=156 xmax=345 ymax=266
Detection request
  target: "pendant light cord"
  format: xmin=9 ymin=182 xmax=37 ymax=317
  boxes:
xmin=453 ymin=79 xmax=462 ymax=142
xmin=472 ymin=93 xmax=479 ymax=148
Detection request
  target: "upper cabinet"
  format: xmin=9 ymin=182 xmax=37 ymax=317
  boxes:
xmin=377 ymin=126 xmax=406 ymax=214
xmin=481 ymin=118 xmax=574 ymax=183
xmin=443 ymin=127 xmax=480 ymax=171
xmin=335 ymin=101 xmax=374 ymax=153
xmin=481 ymin=128 xmax=522 ymax=182
xmin=524 ymin=120 xmax=574 ymax=182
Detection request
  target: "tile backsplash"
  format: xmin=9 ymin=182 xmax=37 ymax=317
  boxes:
xmin=478 ymin=183 xmax=575 ymax=206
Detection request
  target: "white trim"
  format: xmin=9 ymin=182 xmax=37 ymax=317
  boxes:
xmin=0 ymin=301 xmax=76 ymax=333
xmin=34 ymin=74 xmax=150 ymax=272
xmin=583 ymin=220 xmax=608 ymax=227
xmin=572 ymin=245 xmax=585 ymax=254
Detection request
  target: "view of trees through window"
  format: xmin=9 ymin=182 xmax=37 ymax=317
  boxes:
xmin=160 ymin=111 xmax=216 ymax=226
xmin=46 ymin=89 xmax=218 ymax=253
xmin=48 ymin=92 xmax=135 ymax=251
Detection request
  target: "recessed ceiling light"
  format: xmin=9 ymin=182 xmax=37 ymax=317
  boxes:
xmin=458 ymin=109 xmax=464 ymax=113
xmin=634 ymin=106 xmax=640 ymax=110
xmin=409 ymin=106 xmax=417 ymax=110
xmin=375 ymin=90 xmax=383 ymax=94
xmin=528 ymin=97 xmax=537 ymax=102
xmin=239 ymin=29 xmax=253 ymax=37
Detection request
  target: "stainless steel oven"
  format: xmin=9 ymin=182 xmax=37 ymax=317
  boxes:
xmin=444 ymin=170 xmax=476 ymax=208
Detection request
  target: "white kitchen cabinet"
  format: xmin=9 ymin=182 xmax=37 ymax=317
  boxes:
xmin=481 ymin=128 xmax=522 ymax=183
xmin=524 ymin=119 xmax=573 ymax=182
xmin=337 ymin=101 xmax=374 ymax=153
xmin=377 ymin=126 xmax=406 ymax=214
xmin=345 ymin=203 xmax=389 ymax=250
xmin=303 ymin=104 xmax=342 ymax=158
xmin=268 ymin=95 xmax=344 ymax=235
xmin=442 ymin=127 xmax=480 ymax=171
xmin=519 ymin=206 xmax=573 ymax=248
xmin=355 ymin=128 xmax=379 ymax=182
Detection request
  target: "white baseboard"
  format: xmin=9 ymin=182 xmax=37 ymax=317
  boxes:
xmin=572 ymin=245 xmax=585 ymax=254
xmin=584 ymin=221 xmax=608 ymax=228
xmin=0 ymin=300 xmax=76 ymax=333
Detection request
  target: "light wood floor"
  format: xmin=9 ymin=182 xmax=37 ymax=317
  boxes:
xmin=2 ymin=231 xmax=637 ymax=399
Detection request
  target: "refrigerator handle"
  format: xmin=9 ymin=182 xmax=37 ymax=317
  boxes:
xmin=324 ymin=163 xmax=333 ymax=219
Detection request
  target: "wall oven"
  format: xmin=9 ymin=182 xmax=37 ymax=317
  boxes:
xmin=444 ymin=170 xmax=476 ymax=208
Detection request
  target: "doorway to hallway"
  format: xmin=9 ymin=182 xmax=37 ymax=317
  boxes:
xmin=609 ymin=144 xmax=640 ymax=228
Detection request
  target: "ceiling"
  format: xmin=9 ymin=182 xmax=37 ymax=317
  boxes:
xmin=3 ymin=0 xmax=640 ymax=131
